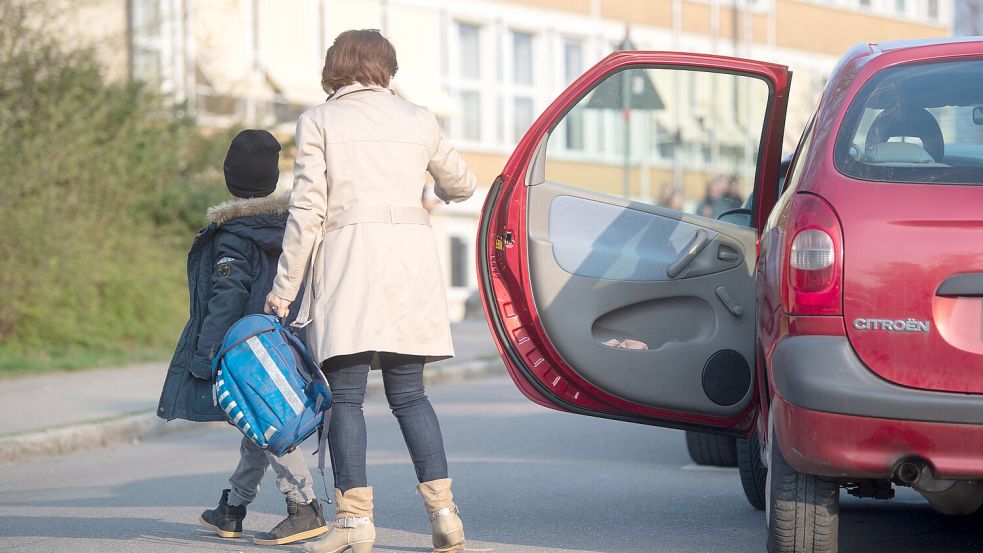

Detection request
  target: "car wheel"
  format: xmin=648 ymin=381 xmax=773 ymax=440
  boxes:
xmin=737 ymin=432 xmax=767 ymax=511
xmin=685 ymin=430 xmax=738 ymax=467
xmin=767 ymin=427 xmax=840 ymax=553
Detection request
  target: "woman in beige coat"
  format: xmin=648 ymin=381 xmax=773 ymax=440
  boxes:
xmin=264 ymin=30 xmax=476 ymax=553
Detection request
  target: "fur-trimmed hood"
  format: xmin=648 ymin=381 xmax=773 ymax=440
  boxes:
xmin=206 ymin=194 xmax=290 ymax=255
xmin=207 ymin=194 xmax=290 ymax=225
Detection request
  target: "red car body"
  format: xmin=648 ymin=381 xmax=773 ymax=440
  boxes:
xmin=478 ymin=38 xmax=983 ymax=551
xmin=758 ymin=39 xmax=983 ymax=482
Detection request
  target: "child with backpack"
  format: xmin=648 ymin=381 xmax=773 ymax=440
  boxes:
xmin=157 ymin=129 xmax=328 ymax=546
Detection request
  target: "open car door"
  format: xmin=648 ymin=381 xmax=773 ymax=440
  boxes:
xmin=478 ymin=51 xmax=790 ymax=435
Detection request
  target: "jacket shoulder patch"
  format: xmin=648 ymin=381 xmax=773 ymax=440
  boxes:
xmin=216 ymin=257 xmax=237 ymax=278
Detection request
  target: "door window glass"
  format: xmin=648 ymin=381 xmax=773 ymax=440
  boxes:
xmin=561 ymin=39 xmax=585 ymax=150
xmin=545 ymin=67 xmax=771 ymax=222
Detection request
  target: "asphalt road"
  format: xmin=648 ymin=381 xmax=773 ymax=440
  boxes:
xmin=1 ymin=374 xmax=981 ymax=552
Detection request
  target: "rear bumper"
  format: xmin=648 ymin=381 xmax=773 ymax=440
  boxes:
xmin=771 ymin=336 xmax=983 ymax=425
xmin=772 ymin=395 xmax=983 ymax=480
xmin=770 ymin=335 xmax=983 ymax=479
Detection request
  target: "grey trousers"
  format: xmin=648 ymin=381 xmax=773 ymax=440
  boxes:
xmin=227 ymin=436 xmax=317 ymax=506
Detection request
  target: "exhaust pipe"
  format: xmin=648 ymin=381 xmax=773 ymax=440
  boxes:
xmin=896 ymin=461 xmax=921 ymax=486
xmin=895 ymin=460 xmax=983 ymax=515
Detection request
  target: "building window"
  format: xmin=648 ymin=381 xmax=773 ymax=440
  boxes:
xmin=513 ymin=97 xmax=535 ymax=141
xmin=563 ymin=39 xmax=583 ymax=85
xmin=927 ymin=0 xmax=938 ymax=18
xmin=450 ymin=236 xmax=468 ymax=287
xmin=512 ymin=31 xmax=533 ymax=85
xmin=895 ymin=0 xmax=906 ymax=14
xmin=452 ymin=21 xmax=484 ymax=143
xmin=460 ymin=90 xmax=482 ymax=141
xmin=458 ymin=23 xmax=481 ymax=79
xmin=130 ymin=0 xmax=163 ymax=86
xmin=509 ymin=30 xmax=537 ymax=143
xmin=858 ymin=0 xmax=871 ymax=8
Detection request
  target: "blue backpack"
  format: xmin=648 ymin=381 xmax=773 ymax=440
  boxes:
xmin=211 ymin=314 xmax=330 ymax=456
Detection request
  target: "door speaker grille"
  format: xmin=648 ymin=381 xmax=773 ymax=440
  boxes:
xmin=702 ymin=350 xmax=751 ymax=406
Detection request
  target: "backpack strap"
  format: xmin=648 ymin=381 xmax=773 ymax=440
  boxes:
xmin=210 ymin=321 xmax=278 ymax=378
xmin=316 ymin=406 xmax=333 ymax=504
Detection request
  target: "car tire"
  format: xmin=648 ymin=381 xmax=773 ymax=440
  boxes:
xmin=737 ymin=433 xmax=767 ymax=511
xmin=685 ymin=430 xmax=738 ymax=467
xmin=767 ymin=428 xmax=840 ymax=553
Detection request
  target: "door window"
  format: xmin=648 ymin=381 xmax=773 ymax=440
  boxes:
xmin=545 ymin=68 xmax=771 ymax=223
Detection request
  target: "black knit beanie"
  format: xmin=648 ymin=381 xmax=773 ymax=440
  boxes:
xmin=223 ymin=129 xmax=281 ymax=198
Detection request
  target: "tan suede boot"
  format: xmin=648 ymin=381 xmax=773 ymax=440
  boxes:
xmin=417 ymin=479 xmax=464 ymax=553
xmin=302 ymin=487 xmax=375 ymax=553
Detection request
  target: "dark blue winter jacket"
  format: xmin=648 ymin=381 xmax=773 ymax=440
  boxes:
xmin=157 ymin=195 xmax=294 ymax=422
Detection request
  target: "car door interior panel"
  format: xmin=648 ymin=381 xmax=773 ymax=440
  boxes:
xmin=547 ymin=195 xmax=747 ymax=281
xmin=527 ymin=181 xmax=758 ymax=416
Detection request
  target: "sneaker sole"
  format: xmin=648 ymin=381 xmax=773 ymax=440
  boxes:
xmin=198 ymin=516 xmax=242 ymax=539
xmin=252 ymin=524 xmax=329 ymax=545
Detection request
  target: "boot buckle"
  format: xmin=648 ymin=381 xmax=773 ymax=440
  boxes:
xmin=335 ymin=516 xmax=371 ymax=528
xmin=429 ymin=505 xmax=459 ymax=520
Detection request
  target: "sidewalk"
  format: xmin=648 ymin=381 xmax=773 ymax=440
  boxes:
xmin=0 ymin=321 xmax=502 ymax=462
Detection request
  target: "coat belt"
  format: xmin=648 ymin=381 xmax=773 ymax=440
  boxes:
xmin=292 ymin=205 xmax=432 ymax=329
xmin=322 ymin=205 xmax=431 ymax=232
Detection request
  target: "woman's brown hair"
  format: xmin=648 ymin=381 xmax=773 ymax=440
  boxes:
xmin=321 ymin=29 xmax=398 ymax=94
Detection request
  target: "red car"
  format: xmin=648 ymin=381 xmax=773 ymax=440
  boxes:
xmin=478 ymin=38 xmax=983 ymax=553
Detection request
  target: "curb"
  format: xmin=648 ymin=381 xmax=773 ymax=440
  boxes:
xmin=0 ymin=357 xmax=504 ymax=465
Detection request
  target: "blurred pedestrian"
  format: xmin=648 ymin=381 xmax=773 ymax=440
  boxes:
xmin=157 ymin=130 xmax=328 ymax=546
xmin=657 ymin=184 xmax=684 ymax=212
xmin=264 ymin=29 xmax=476 ymax=553
xmin=696 ymin=175 xmax=741 ymax=219
xmin=723 ymin=175 xmax=744 ymax=210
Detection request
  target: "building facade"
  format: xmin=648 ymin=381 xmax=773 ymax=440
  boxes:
xmin=73 ymin=0 xmax=953 ymax=319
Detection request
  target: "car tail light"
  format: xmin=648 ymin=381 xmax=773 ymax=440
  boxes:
xmin=790 ymin=229 xmax=835 ymax=292
xmin=783 ymin=194 xmax=843 ymax=315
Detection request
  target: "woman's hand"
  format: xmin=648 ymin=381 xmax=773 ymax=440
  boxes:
xmin=265 ymin=292 xmax=292 ymax=319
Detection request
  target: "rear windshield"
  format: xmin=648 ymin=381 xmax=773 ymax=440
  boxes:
xmin=835 ymin=59 xmax=983 ymax=185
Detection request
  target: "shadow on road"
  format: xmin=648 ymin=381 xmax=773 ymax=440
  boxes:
xmin=839 ymin=498 xmax=983 ymax=552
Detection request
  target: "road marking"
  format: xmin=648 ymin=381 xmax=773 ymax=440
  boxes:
xmin=680 ymin=463 xmax=739 ymax=472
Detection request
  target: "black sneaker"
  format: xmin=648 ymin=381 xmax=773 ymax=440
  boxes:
xmin=199 ymin=489 xmax=247 ymax=539
xmin=253 ymin=498 xmax=328 ymax=545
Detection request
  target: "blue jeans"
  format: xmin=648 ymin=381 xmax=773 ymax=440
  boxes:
xmin=322 ymin=351 xmax=449 ymax=492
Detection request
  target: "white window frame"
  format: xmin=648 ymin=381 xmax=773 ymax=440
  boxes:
xmin=445 ymin=19 xmax=493 ymax=147
xmin=505 ymin=28 xmax=542 ymax=144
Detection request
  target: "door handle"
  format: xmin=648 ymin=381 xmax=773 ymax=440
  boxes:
xmin=667 ymin=229 xmax=710 ymax=279
xmin=937 ymin=273 xmax=983 ymax=298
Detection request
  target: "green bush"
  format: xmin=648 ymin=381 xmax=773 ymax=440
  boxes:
xmin=0 ymin=0 xmax=233 ymax=369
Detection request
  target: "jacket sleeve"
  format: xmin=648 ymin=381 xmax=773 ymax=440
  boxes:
xmin=426 ymin=110 xmax=477 ymax=204
xmin=190 ymin=232 xmax=256 ymax=379
xmin=271 ymin=113 xmax=328 ymax=301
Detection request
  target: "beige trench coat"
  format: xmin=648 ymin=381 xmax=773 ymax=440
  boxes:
xmin=271 ymin=83 xmax=477 ymax=365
